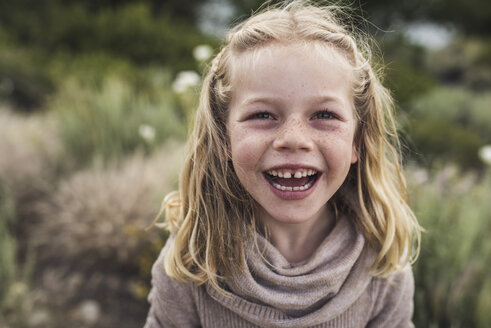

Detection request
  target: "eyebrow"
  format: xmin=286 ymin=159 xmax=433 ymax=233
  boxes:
xmin=240 ymin=97 xmax=276 ymax=107
xmin=240 ymin=95 xmax=345 ymax=107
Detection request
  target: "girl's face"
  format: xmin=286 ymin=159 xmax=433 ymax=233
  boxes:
xmin=227 ymin=42 xmax=358 ymax=227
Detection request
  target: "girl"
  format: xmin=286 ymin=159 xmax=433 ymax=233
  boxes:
xmin=145 ymin=1 xmax=422 ymax=327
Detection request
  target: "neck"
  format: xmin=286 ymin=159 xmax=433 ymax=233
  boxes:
xmin=259 ymin=206 xmax=335 ymax=264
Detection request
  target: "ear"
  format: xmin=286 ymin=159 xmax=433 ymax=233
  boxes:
xmin=351 ymin=121 xmax=361 ymax=164
xmin=351 ymin=142 xmax=358 ymax=164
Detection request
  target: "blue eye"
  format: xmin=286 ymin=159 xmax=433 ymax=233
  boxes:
xmin=313 ymin=111 xmax=336 ymax=120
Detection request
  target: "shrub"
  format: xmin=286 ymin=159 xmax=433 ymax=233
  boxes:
xmin=406 ymin=87 xmax=491 ymax=168
xmin=0 ymin=41 xmax=54 ymax=111
xmin=48 ymin=51 xmax=136 ymax=88
xmin=385 ymin=60 xmax=436 ymax=107
xmin=408 ymin=117 xmax=483 ymax=167
xmin=0 ymin=1 xmax=217 ymax=111
xmin=378 ymin=32 xmax=437 ymax=107
xmin=410 ymin=165 xmax=491 ymax=327
xmin=0 ymin=108 xmax=57 ymax=326
xmin=425 ymin=37 xmax=491 ymax=89
xmin=0 ymin=186 xmax=16 ymax=306
xmin=0 ymin=197 xmax=34 ymax=327
xmin=0 ymin=2 xmax=210 ymax=71
xmin=0 ymin=107 xmax=61 ymax=200
xmin=52 ymin=72 xmax=186 ymax=167
xmin=31 ymin=141 xmax=184 ymax=301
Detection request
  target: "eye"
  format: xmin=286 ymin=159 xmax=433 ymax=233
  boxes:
xmin=312 ymin=110 xmax=337 ymax=120
xmin=251 ymin=112 xmax=274 ymax=120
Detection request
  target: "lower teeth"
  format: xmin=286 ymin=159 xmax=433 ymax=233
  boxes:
xmin=272 ymin=181 xmax=313 ymax=191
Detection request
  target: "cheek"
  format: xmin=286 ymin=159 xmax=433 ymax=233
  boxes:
xmin=229 ymin=129 xmax=263 ymax=170
xmin=317 ymin=130 xmax=356 ymax=165
xmin=232 ymin=147 xmax=257 ymax=171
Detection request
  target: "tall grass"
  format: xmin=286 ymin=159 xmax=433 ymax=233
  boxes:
xmin=0 ymin=186 xmax=16 ymax=306
xmin=0 ymin=109 xmax=57 ymax=326
xmin=52 ymin=71 xmax=186 ymax=167
xmin=32 ymin=142 xmax=183 ymax=267
xmin=30 ymin=141 xmax=183 ymax=310
xmin=410 ymin=166 xmax=491 ymax=327
xmin=0 ymin=108 xmax=61 ymax=199
xmin=0 ymin=100 xmax=185 ymax=326
xmin=0 ymin=187 xmax=34 ymax=327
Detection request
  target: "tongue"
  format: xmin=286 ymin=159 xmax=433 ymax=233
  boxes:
xmin=274 ymin=177 xmax=309 ymax=187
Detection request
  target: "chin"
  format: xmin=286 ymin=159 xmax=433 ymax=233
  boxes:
xmin=260 ymin=206 xmax=327 ymax=225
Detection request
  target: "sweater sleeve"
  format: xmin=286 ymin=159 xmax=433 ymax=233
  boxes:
xmin=143 ymin=236 xmax=201 ymax=328
xmin=366 ymin=265 xmax=415 ymax=328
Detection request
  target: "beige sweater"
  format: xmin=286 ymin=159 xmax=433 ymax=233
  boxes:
xmin=144 ymin=217 xmax=414 ymax=328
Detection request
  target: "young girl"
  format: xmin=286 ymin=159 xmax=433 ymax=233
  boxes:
xmin=145 ymin=1 xmax=421 ymax=327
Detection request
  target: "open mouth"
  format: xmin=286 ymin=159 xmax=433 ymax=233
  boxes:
xmin=264 ymin=168 xmax=320 ymax=191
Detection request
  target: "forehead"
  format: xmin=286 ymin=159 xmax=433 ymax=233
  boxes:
xmin=228 ymin=42 xmax=355 ymax=105
xmin=230 ymin=41 xmax=354 ymax=81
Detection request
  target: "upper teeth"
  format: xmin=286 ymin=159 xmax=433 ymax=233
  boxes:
xmin=267 ymin=169 xmax=317 ymax=178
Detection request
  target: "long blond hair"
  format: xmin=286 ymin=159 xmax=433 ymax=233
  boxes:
xmin=158 ymin=0 xmax=422 ymax=292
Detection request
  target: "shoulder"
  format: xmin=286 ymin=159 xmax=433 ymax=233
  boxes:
xmin=366 ymin=265 xmax=415 ymax=328
xmin=145 ymin=234 xmax=201 ymax=328
xmin=150 ymin=234 xmax=197 ymax=298
xmin=371 ymin=265 xmax=414 ymax=301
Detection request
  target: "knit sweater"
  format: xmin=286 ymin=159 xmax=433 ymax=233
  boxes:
xmin=144 ymin=217 xmax=415 ymax=328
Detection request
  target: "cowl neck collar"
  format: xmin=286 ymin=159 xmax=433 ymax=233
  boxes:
xmin=207 ymin=216 xmax=376 ymax=327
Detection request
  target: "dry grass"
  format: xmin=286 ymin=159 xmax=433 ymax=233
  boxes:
xmin=32 ymin=140 xmax=184 ymax=270
xmin=409 ymin=165 xmax=491 ymax=327
xmin=0 ymin=107 xmax=62 ymax=200
xmin=20 ymin=140 xmax=184 ymax=327
xmin=0 ymin=107 xmax=62 ymax=327
xmin=0 ymin=105 xmax=186 ymax=327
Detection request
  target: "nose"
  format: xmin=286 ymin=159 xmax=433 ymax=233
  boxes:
xmin=273 ymin=116 xmax=314 ymax=152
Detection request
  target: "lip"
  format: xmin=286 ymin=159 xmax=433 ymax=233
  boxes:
xmin=265 ymin=164 xmax=321 ymax=172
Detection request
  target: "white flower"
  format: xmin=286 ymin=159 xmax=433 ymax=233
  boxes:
xmin=172 ymin=71 xmax=200 ymax=94
xmin=478 ymin=145 xmax=491 ymax=165
xmin=78 ymin=300 xmax=101 ymax=325
xmin=412 ymin=167 xmax=429 ymax=185
xmin=138 ymin=124 xmax=156 ymax=143
xmin=193 ymin=44 xmax=213 ymax=62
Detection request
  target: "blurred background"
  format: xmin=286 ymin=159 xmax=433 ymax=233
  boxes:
xmin=0 ymin=0 xmax=490 ymax=327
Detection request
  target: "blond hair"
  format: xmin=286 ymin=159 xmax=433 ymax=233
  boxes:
xmin=157 ymin=0 xmax=422 ymax=292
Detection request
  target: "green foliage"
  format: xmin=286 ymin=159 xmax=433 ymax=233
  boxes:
xmin=409 ymin=118 xmax=483 ymax=167
xmin=378 ymin=33 xmax=437 ymax=107
xmin=0 ymin=185 xmax=34 ymax=328
xmin=0 ymin=186 xmax=16 ymax=306
xmin=411 ymin=167 xmax=491 ymax=327
xmin=59 ymin=3 xmax=204 ymax=68
xmin=52 ymin=71 xmax=186 ymax=167
xmin=0 ymin=34 xmax=55 ymax=110
xmin=425 ymin=0 xmax=491 ymax=36
xmin=385 ymin=60 xmax=436 ymax=107
xmin=425 ymin=38 xmax=491 ymax=89
xmin=49 ymin=52 xmax=135 ymax=85
xmin=0 ymin=1 xmax=211 ymax=70
xmin=0 ymin=1 xmax=217 ymax=111
xmin=406 ymin=87 xmax=491 ymax=168
xmin=230 ymin=0 xmax=491 ymax=35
